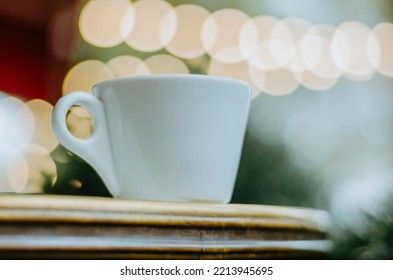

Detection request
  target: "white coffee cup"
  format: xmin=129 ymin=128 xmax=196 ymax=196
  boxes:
xmin=51 ymin=74 xmax=251 ymax=203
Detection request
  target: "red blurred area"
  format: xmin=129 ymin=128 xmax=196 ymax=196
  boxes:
xmin=0 ymin=0 xmax=73 ymax=103
xmin=0 ymin=19 xmax=47 ymax=99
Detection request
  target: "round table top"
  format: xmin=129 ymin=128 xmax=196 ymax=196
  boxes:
xmin=0 ymin=194 xmax=332 ymax=259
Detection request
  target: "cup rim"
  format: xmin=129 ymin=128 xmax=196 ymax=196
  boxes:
xmin=93 ymin=74 xmax=252 ymax=97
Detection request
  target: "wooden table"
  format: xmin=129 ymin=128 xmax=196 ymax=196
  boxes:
xmin=0 ymin=194 xmax=332 ymax=259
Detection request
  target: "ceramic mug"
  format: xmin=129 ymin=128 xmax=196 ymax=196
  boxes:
xmin=51 ymin=74 xmax=251 ymax=203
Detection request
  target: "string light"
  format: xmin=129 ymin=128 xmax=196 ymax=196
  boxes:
xmin=73 ymin=0 xmax=393 ymax=97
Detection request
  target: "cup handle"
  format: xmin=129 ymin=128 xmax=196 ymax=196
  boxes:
xmin=51 ymin=91 xmax=120 ymax=197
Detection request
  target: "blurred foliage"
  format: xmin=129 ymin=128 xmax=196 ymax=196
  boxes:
xmin=235 ymin=132 xmax=393 ymax=259
xmin=331 ymin=207 xmax=393 ymax=259
xmin=47 ymin=145 xmax=110 ymax=197
xmin=232 ymin=131 xmax=318 ymax=208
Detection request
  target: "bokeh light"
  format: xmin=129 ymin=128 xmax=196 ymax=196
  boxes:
xmin=295 ymin=70 xmax=339 ymax=91
xmin=79 ymin=0 xmax=135 ymax=47
xmin=0 ymin=96 xmax=35 ymax=149
xmin=61 ymin=60 xmax=101 ymax=139
xmin=0 ymin=93 xmax=60 ymax=194
xmin=294 ymin=25 xmax=340 ymax=90
xmin=26 ymin=99 xmax=59 ymax=153
xmin=125 ymin=0 xmax=177 ymax=52
xmin=62 ymin=60 xmax=114 ymax=95
xmin=298 ymin=29 xmax=325 ymax=72
xmin=371 ymin=22 xmax=393 ymax=77
xmin=66 ymin=106 xmax=93 ymax=139
xmin=72 ymin=0 xmax=393 ymax=99
xmin=280 ymin=17 xmax=312 ymax=73
xmin=262 ymin=68 xmax=300 ymax=96
xmin=271 ymin=18 xmax=311 ymax=72
xmin=166 ymin=4 xmax=210 ymax=59
xmin=207 ymin=58 xmax=261 ymax=98
xmin=73 ymin=1 xmax=393 ymax=97
xmin=107 ymin=55 xmax=150 ymax=77
xmin=240 ymin=16 xmax=292 ymax=71
xmin=144 ymin=54 xmax=189 ymax=74
xmin=20 ymin=144 xmax=57 ymax=193
xmin=69 ymin=179 xmax=83 ymax=189
xmin=303 ymin=24 xmax=342 ymax=80
xmin=3 ymin=147 xmax=29 ymax=193
xmin=202 ymin=9 xmax=251 ymax=63
xmin=247 ymin=64 xmax=266 ymax=95
xmin=331 ymin=21 xmax=379 ymax=81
